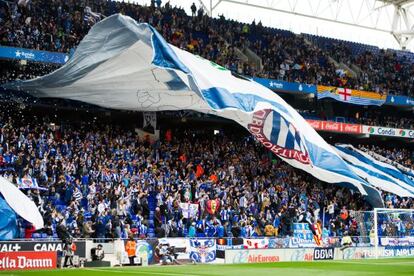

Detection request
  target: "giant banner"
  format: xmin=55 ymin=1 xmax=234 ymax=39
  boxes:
xmin=317 ymin=85 xmax=386 ymax=106
xmin=0 ymin=177 xmax=44 ymax=231
xmin=335 ymin=144 xmax=414 ymax=198
xmin=6 ymin=14 xmax=384 ymax=207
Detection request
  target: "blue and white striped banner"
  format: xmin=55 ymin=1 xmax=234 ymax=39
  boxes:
xmin=5 ymin=14 xmax=383 ymax=207
xmin=335 ymin=145 xmax=414 ymax=198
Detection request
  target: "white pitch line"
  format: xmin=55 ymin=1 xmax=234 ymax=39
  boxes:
xmin=329 ymin=260 xmax=414 ymax=265
xmin=85 ymin=267 xmax=201 ymax=276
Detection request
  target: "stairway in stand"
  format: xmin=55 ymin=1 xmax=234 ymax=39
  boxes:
xmin=147 ymin=191 xmax=156 ymax=238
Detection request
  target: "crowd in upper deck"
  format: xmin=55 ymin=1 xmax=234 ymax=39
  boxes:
xmin=1 ymin=0 xmax=414 ymax=97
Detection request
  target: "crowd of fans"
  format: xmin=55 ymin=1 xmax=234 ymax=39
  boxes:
xmin=0 ymin=104 xmax=412 ymax=240
xmin=300 ymin=108 xmax=414 ymax=130
xmin=0 ymin=60 xmax=59 ymax=84
xmin=360 ymin=145 xmax=413 ymax=173
xmin=0 ymin=0 xmax=89 ymax=53
xmin=321 ymin=41 xmax=414 ymax=96
xmin=353 ymin=50 xmax=414 ymax=96
xmin=1 ymin=0 xmax=414 ymax=97
xmin=251 ymin=32 xmax=343 ymax=86
xmin=354 ymin=112 xmax=414 ymax=130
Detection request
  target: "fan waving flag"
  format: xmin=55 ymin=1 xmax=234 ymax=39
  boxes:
xmin=0 ymin=177 xmax=44 ymax=230
xmin=335 ymin=144 xmax=414 ymax=198
xmin=4 ymin=14 xmax=383 ymax=207
xmin=17 ymin=176 xmax=47 ymax=191
xmin=206 ymin=199 xmax=220 ymax=215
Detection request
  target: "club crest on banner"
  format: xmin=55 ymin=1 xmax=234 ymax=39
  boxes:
xmin=247 ymin=109 xmax=310 ymax=164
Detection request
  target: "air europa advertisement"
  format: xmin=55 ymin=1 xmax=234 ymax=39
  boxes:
xmin=225 ymin=248 xmax=314 ymax=264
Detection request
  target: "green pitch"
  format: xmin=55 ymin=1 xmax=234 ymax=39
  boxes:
xmin=1 ymin=258 xmax=414 ymax=276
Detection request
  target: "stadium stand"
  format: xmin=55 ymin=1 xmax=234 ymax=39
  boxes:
xmin=305 ymin=34 xmax=414 ymax=96
xmin=0 ymin=104 xmax=412 ymax=239
xmin=1 ymin=0 xmax=414 ymax=97
xmin=0 ymin=0 xmax=413 ymax=242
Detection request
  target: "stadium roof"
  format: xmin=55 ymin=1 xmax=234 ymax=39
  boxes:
xmin=128 ymin=0 xmax=414 ymax=50
xmin=197 ymin=0 xmax=414 ymax=49
xmin=380 ymin=0 xmax=414 ymax=6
